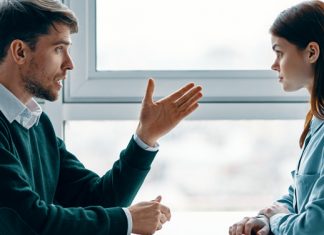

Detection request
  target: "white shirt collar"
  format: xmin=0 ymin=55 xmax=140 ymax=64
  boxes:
xmin=0 ymin=84 xmax=42 ymax=129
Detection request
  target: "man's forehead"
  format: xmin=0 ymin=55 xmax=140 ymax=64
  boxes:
xmin=39 ymin=23 xmax=72 ymax=45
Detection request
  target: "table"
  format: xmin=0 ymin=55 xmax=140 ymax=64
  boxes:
xmin=153 ymin=211 xmax=257 ymax=235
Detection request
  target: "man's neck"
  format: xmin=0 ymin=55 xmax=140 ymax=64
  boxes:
xmin=0 ymin=81 xmax=32 ymax=105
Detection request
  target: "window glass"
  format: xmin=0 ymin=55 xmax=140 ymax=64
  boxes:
xmin=65 ymin=120 xmax=302 ymax=211
xmin=96 ymin=0 xmax=304 ymax=70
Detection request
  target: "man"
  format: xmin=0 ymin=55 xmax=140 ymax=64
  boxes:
xmin=0 ymin=0 xmax=203 ymax=234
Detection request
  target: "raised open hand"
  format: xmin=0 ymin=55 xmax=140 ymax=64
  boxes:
xmin=136 ymin=78 xmax=203 ymax=146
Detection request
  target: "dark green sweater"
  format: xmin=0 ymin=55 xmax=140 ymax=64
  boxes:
xmin=0 ymin=111 xmax=157 ymax=235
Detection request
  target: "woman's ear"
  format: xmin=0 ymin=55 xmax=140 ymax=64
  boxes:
xmin=9 ymin=40 xmax=29 ymax=65
xmin=306 ymin=41 xmax=320 ymax=64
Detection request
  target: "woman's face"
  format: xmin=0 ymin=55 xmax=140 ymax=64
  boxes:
xmin=271 ymin=35 xmax=314 ymax=93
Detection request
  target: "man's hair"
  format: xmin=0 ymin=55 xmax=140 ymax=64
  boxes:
xmin=0 ymin=0 xmax=78 ymax=63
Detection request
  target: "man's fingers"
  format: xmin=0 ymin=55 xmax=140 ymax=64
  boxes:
xmin=143 ymin=78 xmax=155 ymax=105
xmin=178 ymin=103 xmax=200 ymax=119
xmin=165 ymin=83 xmax=195 ymax=101
xmin=151 ymin=196 xmax=171 ymax=222
xmin=175 ymin=85 xmax=202 ymax=107
xmin=177 ymin=90 xmax=203 ymax=111
xmin=152 ymin=195 xmax=162 ymax=203
xmin=160 ymin=213 xmax=168 ymax=224
xmin=156 ymin=222 xmax=163 ymax=230
xmin=160 ymin=204 xmax=171 ymax=221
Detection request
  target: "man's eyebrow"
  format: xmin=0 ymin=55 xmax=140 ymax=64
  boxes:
xmin=51 ymin=40 xmax=72 ymax=46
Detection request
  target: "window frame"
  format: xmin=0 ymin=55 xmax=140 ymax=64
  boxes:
xmin=43 ymin=0 xmax=310 ymax=138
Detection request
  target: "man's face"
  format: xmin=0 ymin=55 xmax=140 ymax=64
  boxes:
xmin=20 ymin=23 xmax=74 ymax=101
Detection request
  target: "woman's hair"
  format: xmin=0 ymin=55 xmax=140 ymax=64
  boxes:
xmin=270 ymin=0 xmax=324 ymax=148
xmin=0 ymin=0 xmax=78 ymax=63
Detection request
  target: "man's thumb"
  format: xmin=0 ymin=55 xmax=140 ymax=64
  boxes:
xmin=153 ymin=195 xmax=162 ymax=203
xmin=143 ymin=78 xmax=155 ymax=105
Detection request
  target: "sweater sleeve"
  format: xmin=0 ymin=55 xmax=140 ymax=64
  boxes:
xmin=54 ymin=136 xmax=158 ymax=208
xmin=0 ymin=131 xmax=128 ymax=235
xmin=0 ymin=207 xmax=38 ymax=235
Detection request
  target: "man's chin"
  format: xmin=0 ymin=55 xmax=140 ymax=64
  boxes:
xmin=35 ymin=92 xmax=59 ymax=102
xmin=47 ymin=94 xmax=59 ymax=102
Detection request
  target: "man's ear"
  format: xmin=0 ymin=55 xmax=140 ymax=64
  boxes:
xmin=9 ymin=40 xmax=30 ymax=65
xmin=306 ymin=41 xmax=320 ymax=64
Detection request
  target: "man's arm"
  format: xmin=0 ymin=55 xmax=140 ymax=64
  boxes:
xmin=54 ymin=136 xmax=157 ymax=207
xmin=0 ymin=144 xmax=128 ymax=235
xmin=0 ymin=115 xmax=162 ymax=235
xmin=54 ymin=79 xmax=201 ymax=233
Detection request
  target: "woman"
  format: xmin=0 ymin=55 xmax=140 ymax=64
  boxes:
xmin=229 ymin=1 xmax=324 ymax=235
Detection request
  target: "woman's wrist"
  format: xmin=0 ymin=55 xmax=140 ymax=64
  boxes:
xmin=255 ymin=213 xmax=270 ymax=221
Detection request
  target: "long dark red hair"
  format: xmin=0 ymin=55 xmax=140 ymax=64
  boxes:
xmin=270 ymin=0 xmax=324 ymax=148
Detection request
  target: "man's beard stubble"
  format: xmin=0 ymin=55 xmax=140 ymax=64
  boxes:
xmin=20 ymin=59 xmax=58 ymax=102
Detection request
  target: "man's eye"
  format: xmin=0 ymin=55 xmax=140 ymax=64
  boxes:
xmin=55 ymin=47 xmax=64 ymax=52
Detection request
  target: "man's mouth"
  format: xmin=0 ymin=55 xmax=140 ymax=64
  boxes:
xmin=55 ymin=79 xmax=63 ymax=88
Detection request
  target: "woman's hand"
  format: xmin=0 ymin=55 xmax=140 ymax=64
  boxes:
xmin=229 ymin=215 xmax=270 ymax=235
xmin=259 ymin=202 xmax=290 ymax=218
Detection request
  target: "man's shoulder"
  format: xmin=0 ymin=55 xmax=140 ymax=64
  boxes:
xmin=0 ymin=111 xmax=8 ymax=122
xmin=0 ymin=111 xmax=10 ymax=133
xmin=0 ymin=111 xmax=13 ymax=150
xmin=36 ymin=112 xmax=57 ymax=140
xmin=39 ymin=112 xmax=51 ymax=124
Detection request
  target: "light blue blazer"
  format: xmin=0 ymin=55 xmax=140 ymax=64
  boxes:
xmin=270 ymin=116 xmax=324 ymax=235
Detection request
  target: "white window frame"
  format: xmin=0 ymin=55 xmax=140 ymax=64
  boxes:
xmin=44 ymin=0 xmax=309 ymax=138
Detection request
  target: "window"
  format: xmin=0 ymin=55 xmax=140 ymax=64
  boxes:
xmin=96 ymin=0 xmax=297 ymax=71
xmin=43 ymin=1 xmax=311 ymax=233
xmin=63 ymin=0 xmax=308 ymax=103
